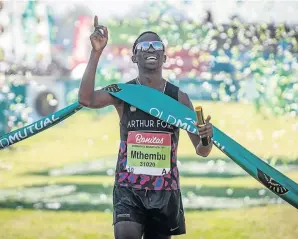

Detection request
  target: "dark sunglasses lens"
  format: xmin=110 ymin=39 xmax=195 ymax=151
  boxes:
xmin=152 ymin=42 xmax=164 ymax=51
xmin=140 ymin=42 xmax=150 ymax=51
xmin=135 ymin=41 xmax=164 ymax=53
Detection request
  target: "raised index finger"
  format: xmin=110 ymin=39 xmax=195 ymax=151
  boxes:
xmin=94 ymin=15 xmax=98 ymax=28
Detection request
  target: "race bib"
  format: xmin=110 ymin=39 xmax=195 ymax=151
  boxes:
xmin=126 ymin=131 xmax=171 ymax=176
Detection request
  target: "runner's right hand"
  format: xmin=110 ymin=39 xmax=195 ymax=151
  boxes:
xmin=90 ymin=15 xmax=108 ymax=52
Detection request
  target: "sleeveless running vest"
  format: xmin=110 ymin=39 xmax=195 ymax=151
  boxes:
xmin=114 ymin=79 xmax=181 ymax=190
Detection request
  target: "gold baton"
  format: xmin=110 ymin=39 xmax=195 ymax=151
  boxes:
xmin=195 ymin=105 xmax=210 ymax=146
xmin=195 ymin=106 xmax=205 ymax=127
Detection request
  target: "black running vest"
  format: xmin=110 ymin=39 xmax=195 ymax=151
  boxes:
xmin=114 ymin=79 xmax=181 ymax=190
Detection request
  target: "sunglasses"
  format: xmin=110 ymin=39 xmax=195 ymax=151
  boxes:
xmin=133 ymin=41 xmax=165 ymax=54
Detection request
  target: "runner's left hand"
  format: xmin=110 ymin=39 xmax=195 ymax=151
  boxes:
xmin=195 ymin=115 xmax=213 ymax=139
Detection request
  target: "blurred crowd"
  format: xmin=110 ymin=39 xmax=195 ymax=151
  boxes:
xmin=0 ymin=0 xmax=297 ymax=136
xmin=0 ymin=1 xmax=297 ymax=79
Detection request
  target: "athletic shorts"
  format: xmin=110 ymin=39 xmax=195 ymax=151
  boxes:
xmin=112 ymin=185 xmax=186 ymax=236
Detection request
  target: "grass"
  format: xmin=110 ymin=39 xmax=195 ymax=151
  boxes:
xmin=0 ymin=101 xmax=297 ymax=238
xmin=0 ymin=205 xmax=297 ymax=239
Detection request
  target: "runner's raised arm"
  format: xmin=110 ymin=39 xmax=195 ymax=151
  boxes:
xmin=78 ymin=16 xmax=121 ymax=109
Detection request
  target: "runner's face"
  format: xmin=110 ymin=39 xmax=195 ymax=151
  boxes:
xmin=133 ymin=33 xmax=165 ymax=71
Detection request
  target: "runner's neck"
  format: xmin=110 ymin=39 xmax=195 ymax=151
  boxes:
xmin=137 ymin=72 xmax=166 ymax=93
xmin=136 ymin=77 xmax=167 ymax=93
xmin=137 ymin=71 xmax=164 ymax=86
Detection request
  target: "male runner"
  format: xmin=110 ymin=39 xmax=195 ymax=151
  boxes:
xmin=78 ymin=16 xmax=213 ymax=239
